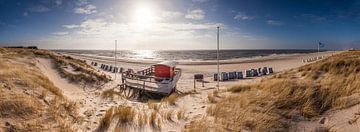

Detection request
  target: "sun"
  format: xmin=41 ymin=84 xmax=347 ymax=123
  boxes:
xmin=133 ymin=4 xmax=157 ymax=30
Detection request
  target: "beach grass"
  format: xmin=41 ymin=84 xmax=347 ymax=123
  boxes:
xmin=185 ymin=51 xmax=360 ymax=131
xmin=0 ymin=48 xmax=80 ymax=131
xmin=33 ymin=49 xmax=110 ymax=85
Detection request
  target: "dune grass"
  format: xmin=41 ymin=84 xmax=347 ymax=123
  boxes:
xmin=0 ymin=48 xmax=80 ymax=131
xmin=33 ymin=49 xmax=110 ymax=85
xmin=185 ymin=51 xmax=360 ymax=131
xmin=161 ymin=93 xmax=179 ymax=106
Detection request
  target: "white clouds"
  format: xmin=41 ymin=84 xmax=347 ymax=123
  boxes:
xmin=266 ymin=20 xmax=283 ymax=26
xmin=161 ymin=11 xmax=183 ymax=19
xmin=234 ymin=12 xmax=253 ymax=21
xmin=52 ymin=32 xmax=69 ymax=35
xmin=74 ymin=4 xmax=97 ymax=14
xmin=28 ymin=5 xmax=50 ymax=13
xmin=185 ymin=9 xmax=205 ymax=20
xmin=63 ymin=24 xmax=80 ymax=29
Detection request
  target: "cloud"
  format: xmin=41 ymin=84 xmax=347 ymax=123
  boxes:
xmin=23 ymin=12 xmax=28 ymax=17
xmin=55 ymin=0 xmax=62 ymax=6
xmin=185 ymin=9 xmax=205 ymax=20
xmin=161 ymin=11 xmax=183 ymax=19
xmin=234 ymin=12 xmax=253 ymax=21
xmin=74 ymin=4 xmax=97 ymax=14
xmin=52 ymin=32 xmax=69 ymax=36
xmin=266 ymin=20 xmax=283 ymax=26
xmin=28 ymin=5 xmax=50 ymax=13
xmin=76 ymin=0 xmax=88 ymax=6
xmin=63 ymin=24 xmax=80 ymax=29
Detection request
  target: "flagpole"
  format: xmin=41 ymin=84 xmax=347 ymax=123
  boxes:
xmin=115 ymin=40 xmax=117 ymax=80
xmin=217 ymin=26 xmax=220 ymax=90
xmin=318 ymin=42 xmax=319 ymax=59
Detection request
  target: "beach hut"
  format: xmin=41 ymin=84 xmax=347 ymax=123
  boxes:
xmin=154 ymin=61 xmax=177 ymax=79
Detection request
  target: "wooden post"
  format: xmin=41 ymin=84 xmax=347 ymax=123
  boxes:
xmin=194 ymin=78 xmax=196 ymax=90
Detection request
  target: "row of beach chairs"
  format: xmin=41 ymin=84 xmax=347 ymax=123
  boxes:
xmin=90 ymin=62 xmax=98 ymax=66
xmin=214 ymin=67 xmax=274 ymax=81
xmin=90 ymin=61 xmax=124 ymax=73
xmin=302 ymin=56 xmax=325 ymax=63
xmin=99 ymin=64 xmax=124 ymax=73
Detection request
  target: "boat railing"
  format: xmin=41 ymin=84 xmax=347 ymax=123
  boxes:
xmin=122 ymin=68 xmax=181 ymax=85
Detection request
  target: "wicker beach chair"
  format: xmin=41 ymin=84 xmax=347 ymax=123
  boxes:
xmin=237 ymin=71 xmax=243 ymax=79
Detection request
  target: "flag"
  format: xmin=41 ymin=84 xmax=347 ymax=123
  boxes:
xmin=318 ymin=42 xmax=325 ymax=48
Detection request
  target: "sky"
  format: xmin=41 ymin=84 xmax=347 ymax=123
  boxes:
xmin=0 ymin=0 xmax=360 ymax=50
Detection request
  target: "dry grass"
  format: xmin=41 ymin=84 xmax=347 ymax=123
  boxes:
xmin=149 ymin=111 xmax=161 ymax=130
xmin=0 ymin=48 xmax=80 ymax=131
xmin=228 ymin=85 xmax=251 ymax=93
xmin=185 ymin=51 xmax=360 ymax=131
xmin=114 ymin=106 xmax=136 ymax=125
xmin=148 ymin=100 xmax=161 ymax=111
xmin=207 ymin=93 xmax=217 ymax=103
xmin=33 ymin=49 xmax=110 ymax=85
xmin=0 ymin=96 xmax=41 ymax=119
xmin=177 ymin=110 xmax=186 ymax=120
xmin=97 ymin=107 xmax=114 ymax=132
xmin=137 ymin=112 xmax=148 ymax=127
xmin=161 ymin=93 xmax=179 ymax=105
xmin=101 ymin=89 xmax=122 ymax=100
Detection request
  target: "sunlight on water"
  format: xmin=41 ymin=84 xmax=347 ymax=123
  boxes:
xmin=133 ymin=50 xmax=156 ymax=59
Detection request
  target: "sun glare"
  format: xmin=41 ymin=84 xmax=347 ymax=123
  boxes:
xmin=133 ymin=3 xmax=157 ymax=31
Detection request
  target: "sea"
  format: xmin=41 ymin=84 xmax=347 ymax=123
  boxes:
xmin=54 ymin=49 xmax=323 ymax=61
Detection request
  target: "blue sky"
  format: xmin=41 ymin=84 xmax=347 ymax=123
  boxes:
xmin=0 ymin=0 xmax=359 ymax=50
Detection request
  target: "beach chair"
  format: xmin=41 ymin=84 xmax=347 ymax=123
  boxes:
xmin=94 ymin=62 xmax=98 ymax=66
xmin=229 ymin=72 xmax=235 ymax=79
xmin=269 ymin=67 xmax=273 ymax=74
xmin=109 ymin=66 xmax=113 ymax=72
xmin=262 ymin=68 xmax=267 ymax=75
xmin=237 ymin=72 xmax=243 ymax=79
xmin=105 ymin=65 xmax=109 ymax=71
xmin=250 ymin=69 xmax=258 ymax=77
xmin=214 ymin=73 xmax=218 ymax=81
xmin=245 ymin=70 xmax=251 ymax=77
xmin=233 ymin=72 xmax=238 ymax=79
xmin=91 ymin=62 xmax=94 ymax=65
xmin=257 ymin=68 xmax=262 ymax=76
xmin=263 ymin=67 xmax=268 ymax=74
xmin=221 ymin=72 xmax=229 ymax=81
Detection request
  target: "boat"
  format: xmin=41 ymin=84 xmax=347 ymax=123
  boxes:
xmin=119 ymin=61 xmax=181 ymax=99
